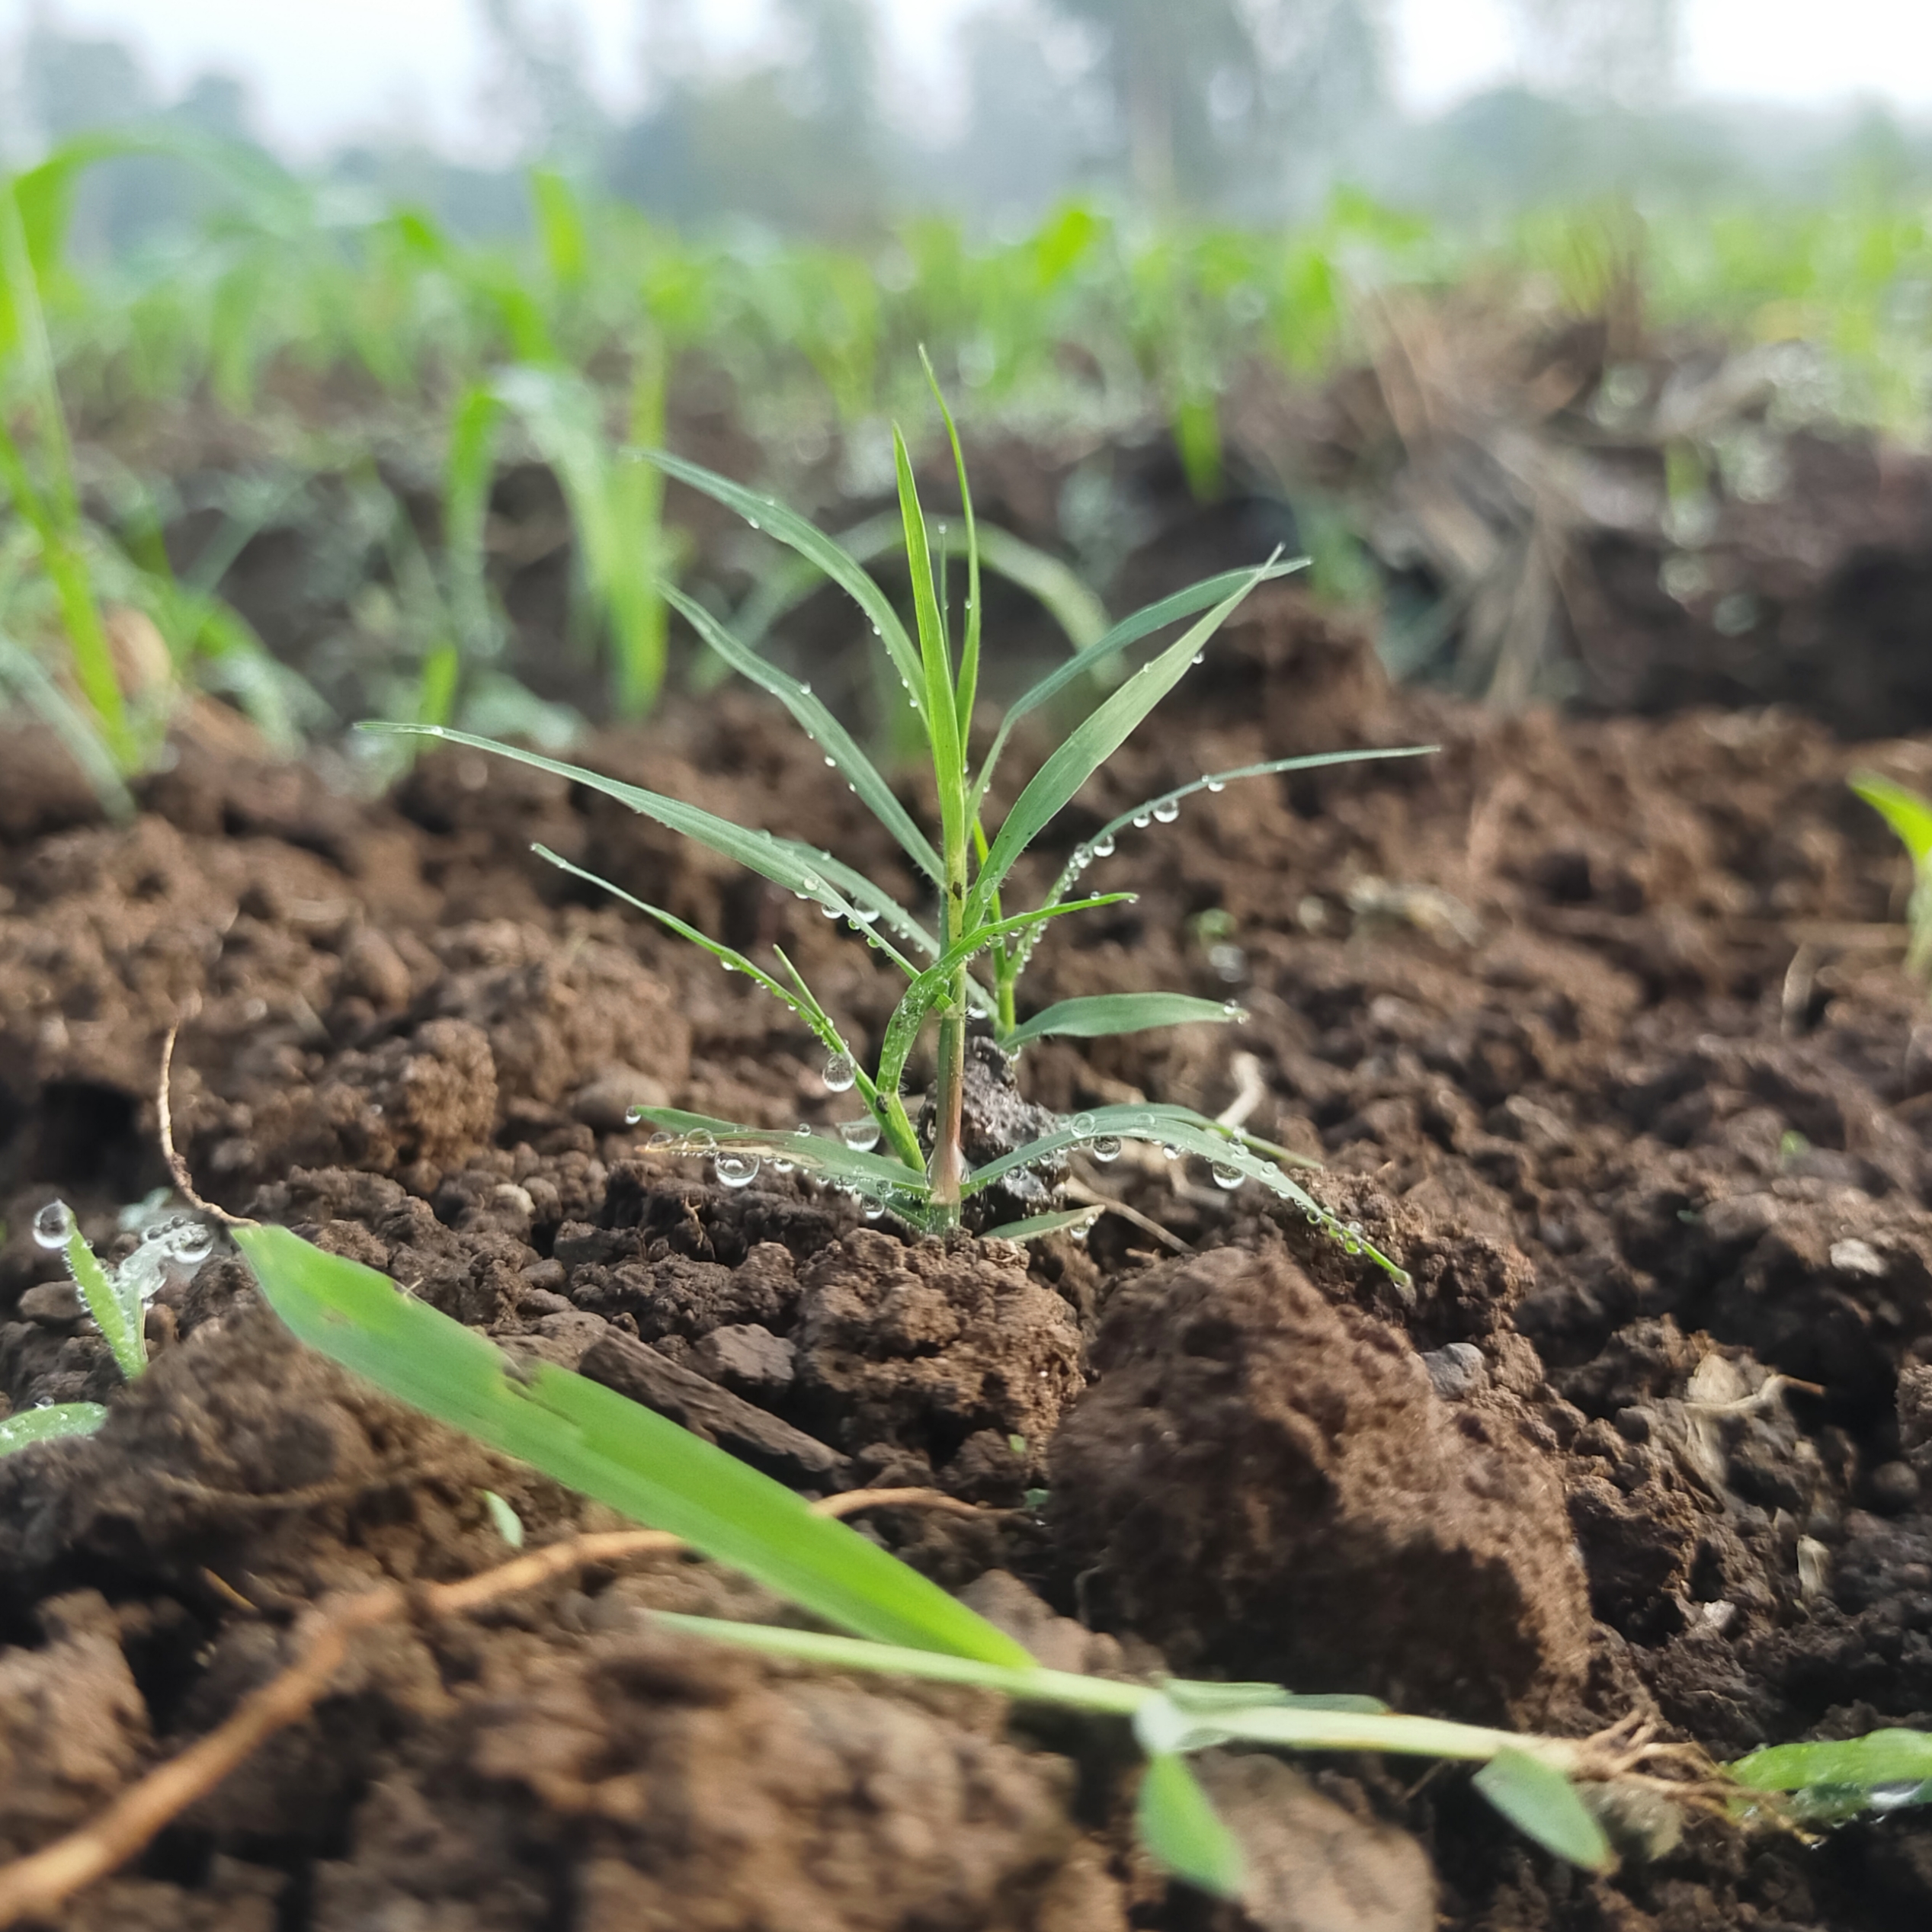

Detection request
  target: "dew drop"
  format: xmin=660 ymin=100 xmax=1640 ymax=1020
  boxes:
xmin=1090 ymin=1135 xmax=1122 ymax=1163
xmin=1161 ymin=1143 xmax=1181 ymax=1161
xmin=852 ymin=905 xmax=879 ymax=924
xmin=1211 ymin=1161 xmax=1244 ymax=1190
xmin=1071 ymin=1111 xmax=1097 ymax=1136
xmin=1191 ymin=652 xmax=1204 ymax=665
xmin=747 ymin=518 xmax=761 ymax=531
xmin=825 ymin=755 xmax=837 ymax=767
xmin=1304 ymin=1206 xmax=1323 ymax=1225
xmin=819 ymin=901 xmax=842 ymax=918
xmin=31 ymin=1200 xmax=73 ymax=1249
xmin=839 ymin=1117 xmax=882 ymax=1152
xmin=1222 ymin=1001 xmax=1249 ymax=1022
xmin=1131 ymin=812 xmax=1152 ymax=830
xmin=687 ymin=1130 xmax=717 ymax=1155
xmin=1205 ymin=777 xmax=1226 ymax=793
xmin=1092 ymin=833 xmax=1116 ymax=858
xmin=170 ymin=1222 xmax=215 ymax=1267
xmin=1152 ymin=799 xmax=1180 ymax=824
xmin=862 ymin=1197 xmax=886 ymax=1222
xmin=715 ymin=1150 xmax=761 ymax=1187
xmin=800 ymin=681 xmax=812 ymax=695
xmin=822 ymin=1052 xmax=857 ymax=1094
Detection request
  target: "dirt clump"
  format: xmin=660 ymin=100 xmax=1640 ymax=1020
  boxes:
xmin=1048 ymin=1244 xmax=1593 ymax=1725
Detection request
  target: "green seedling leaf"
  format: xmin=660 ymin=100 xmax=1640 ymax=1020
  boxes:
xmin=970 ymin=562 xmax=1306 ymax=813
xmin=530 ymin=843 xmax=879 ymax=1078
xmin=717 ymin=511 xmax=1107 ymax=695
xmin=635 ymin=447 xmax=926 ymax=705
xmin=892 ymin=426 xmax=966 ymax=849
xmin=1002 ymin=993 xmax=1244 ymax=1051
xmin=1473 ymin=1749 xmax=1616 ymax=1873
xmin=1161 ymin=1679 xmax=1390 ymax=1718
xmin=978 ymin=1206 xmax=1104 ymax=1242
xmin=1729 ymin=1729 xmax=1932 ymax=1793
xmin=63 ymin=1224 xmax=145 ymax=1382
xmin=0 ymin=1402 xmax=107 ymax=1456
xmin=1136 ymin=1753 xmax=1247 ymax=1899
xmin=360 ymin=726 xmax=923 ymax=953
xmin=1851 ymin=771 xmax=1932 ymax=977
xmin=874 ymin=895 xmax=1133 ymax=1099
xmin=921 ymin=348 xmax=985 ymax=734
xmin=961 ymin=1104 xmax=1411 ymax=1289
xmin=967 ymin=566 xmax=1269 ymax=928
xmin=631 ymin=1110 xmax=927 ymax=1195
xmin=665 ymin=582 xmax=942 ymax=883
xmin=236 ymin=1224 xmax=1024 ymax=1665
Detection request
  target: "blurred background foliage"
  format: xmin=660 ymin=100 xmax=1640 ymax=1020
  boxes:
xmin=9 ymin=0 xmax=1932 ymax=788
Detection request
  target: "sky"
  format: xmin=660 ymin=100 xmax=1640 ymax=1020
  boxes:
xmin=5 ymin=0 xmax=1931 ymax=159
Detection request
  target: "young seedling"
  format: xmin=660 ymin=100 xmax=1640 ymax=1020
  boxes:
xmin=1850 ymin=771 xmax=1932 ymax=981
xmin=0 ymin=1201 xmax=213 ymax=1456
xmin=368 ymin=368 xmax=1428 ymax=1267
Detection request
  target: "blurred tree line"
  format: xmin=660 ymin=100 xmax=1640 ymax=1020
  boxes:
xmin=8 ymin=0 xmax=1932 ymax=251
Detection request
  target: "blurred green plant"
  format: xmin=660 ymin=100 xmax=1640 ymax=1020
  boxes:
xmin=1850 ymin=771 xmax=1932 ymax=980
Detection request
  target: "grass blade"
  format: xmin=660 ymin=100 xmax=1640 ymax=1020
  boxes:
xmin=1002 ymin=993 xmax=1242 ymax=1051
xmin=235 ymin=1224 xmax=1026 ymax=1663
xmin=1729 ymin=1730 xmax=1932 ymax=1793
xmin=62 ymin=1223 xmax=145 ymax=1382
xmin=970 ymin=561 xmax=1306 ymax=814
xmin=635 ymin=447 xmax=926 ymax=702
xmin=0 ymin=1402 xmax=107 ymax=1456
xmin=921 ymin=348 xmax=983 ymax=735
xmin=631 ymin=1109 xmax=928 ymax=1194
xmin=360 ymin=725 xmax=924 ymax=950
xmin=967 ymin=566 xmax=1269 ymax=928
xmin=893 ymin=426 xmax=965 ymax=841
xmin=1472 ymin=1750 xmax=1615 ymax=1874
xmin=978 ymin=1206 xmax=1104 ymax=1242
xmin=1135 ymin=1754 xmax=1246 ymax=1899
xmin=665 ymin=583 xmax=942 ymax=884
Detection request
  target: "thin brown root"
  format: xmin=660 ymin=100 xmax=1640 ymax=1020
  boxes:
xmin=0 ymin=1486 xmax=986 ymax=1928
xmin=1062 ymin=1177 xmax=1190 ymax=1254
xmin=158 ymin=1020 xmax=250 ymax=1229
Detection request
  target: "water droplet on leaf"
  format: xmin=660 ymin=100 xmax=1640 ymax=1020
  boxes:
xmin=715 ymin=1150 xmax=760 ymax=1187
xmin=1153 ymin=799 xmax=1180 ymax=824
xmin=1131 ymin=813 xmax=1152 ymax=830
xmin=1092 ymin=833 xmax=1116 ymax=858
xmin=822 ymin=1052 xmax=857 ymax=1094
xmin=839 ymin=1118 xmax=882 ymax=1152
xmin=1090 ymin=1135 xmax=1122 ymax=1163
xmin=31 ymin=1202 xmax=72 ymax=1249
xmin=1211 ymin=1162 xmax=1244 ymax=1190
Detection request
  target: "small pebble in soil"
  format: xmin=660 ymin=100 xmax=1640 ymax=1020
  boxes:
xmin=1421 ymin=1342 xmax=1487 ymax=1401
xmin=1870 ymin=1460 xmax=1922 ymax=1514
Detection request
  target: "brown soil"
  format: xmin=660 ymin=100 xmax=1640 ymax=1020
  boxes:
xmin=6 ymin=585 xmax=1932 ymax=1928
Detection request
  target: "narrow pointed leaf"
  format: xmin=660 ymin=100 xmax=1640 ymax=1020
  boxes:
xmin=1136 ymin=1754 xmax=1246 ymax=1899
xmin=921 ymin=350 xmax=983 ymax=734
xmin=360 ymin=726 xmax=923 ymax=950
xmin=64 ymin=1226 xmax=144 ymax=1381
xmin=968 ymin=567 xmax=1267 ymax=927
xmin=978 ymin=1206 xmax=1104 ymax=1242
xmin=892 ymin=428 xmax=966 ymax=843
xmin=1729 ymin=1729 xmax=1932 ymax=1793
xmin=1003 ymin=993 xmax=1243 ymax=1051
xmin=971 ymin=561 xmax=1306 ymax=811
xmin=634 ymin=447 xmax=925 ymax=700
xmin=665 ymin=582 xmax=941 ymax=883
xmin=0 ymin=1402 xmax=107 ymax=1456
xmin=1851 ymin=772 xmax=1932 ymax=867
xmin=632 ymin=1109 xmax=928 ymax=1194
xmin=235 ymin=1225 xmax=1029 ymax=1663
xmin=1474 ymin=1749 xmax=1616 ymax=1873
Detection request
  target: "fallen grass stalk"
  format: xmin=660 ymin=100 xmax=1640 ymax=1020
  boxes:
xmin=0 ymin=1487 xmax=980 ymax=1929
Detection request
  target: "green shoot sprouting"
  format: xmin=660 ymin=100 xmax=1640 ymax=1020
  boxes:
xmin=1850 ymin=771 xmax=1932 ymax=980
xmin=365 ymin=370 xmax=1430 ymax=1262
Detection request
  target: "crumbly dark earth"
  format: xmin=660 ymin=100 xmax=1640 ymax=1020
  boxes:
xmin=7 ymin=586 xmax=1932 ymax=1928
